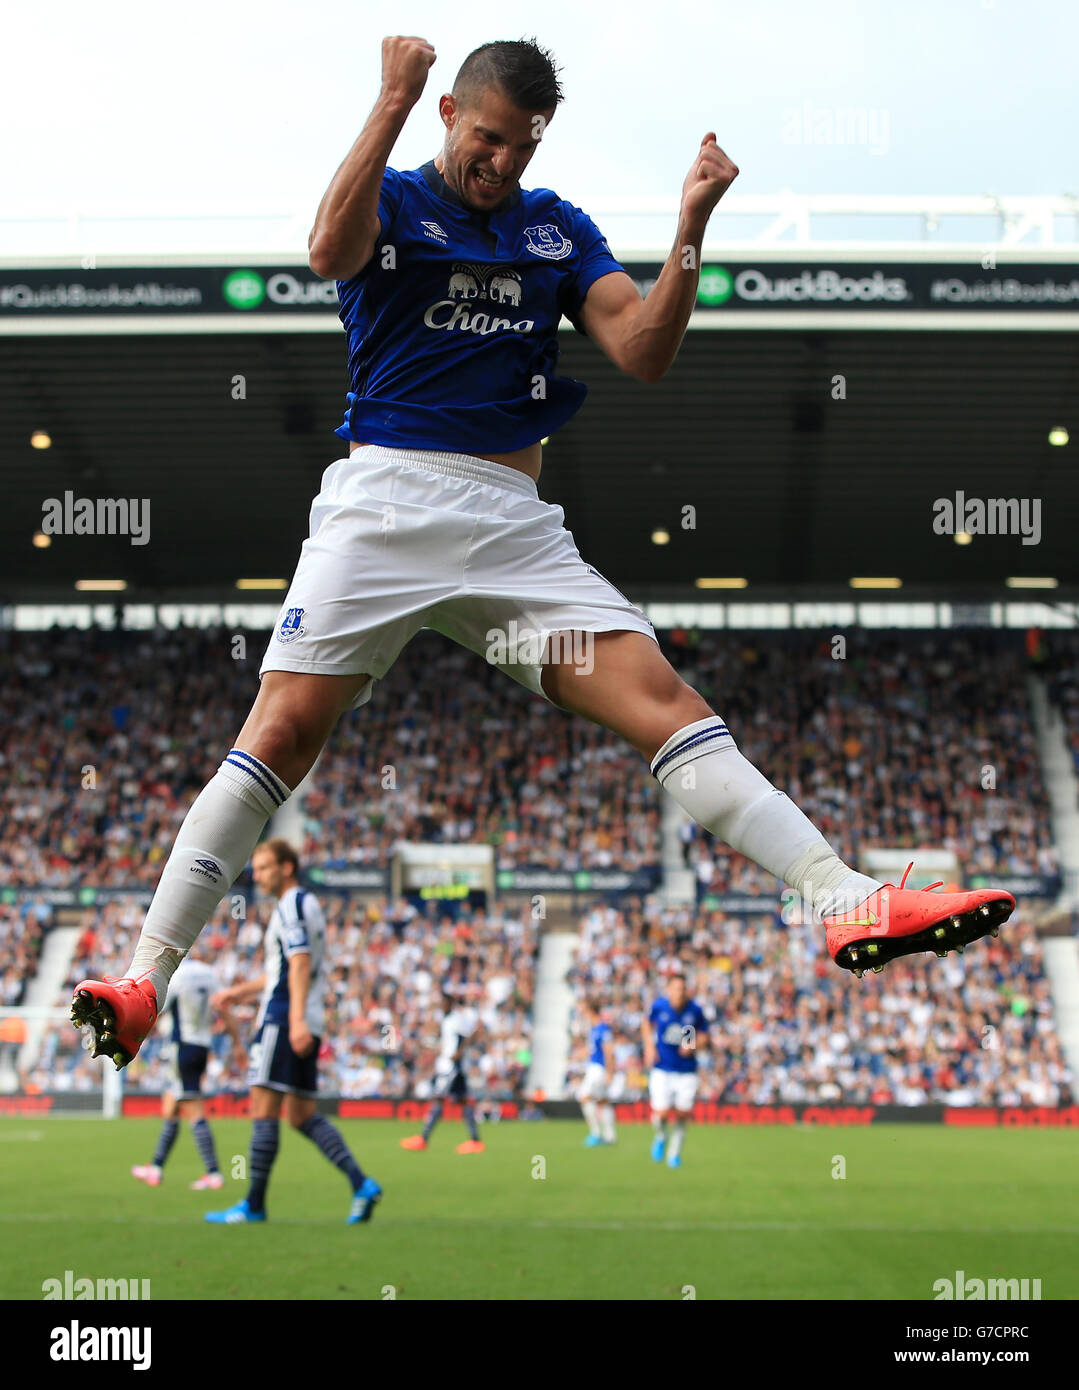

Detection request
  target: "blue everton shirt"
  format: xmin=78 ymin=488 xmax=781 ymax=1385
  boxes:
xmin=333 ymin=159 xmax=626 ymax=453
xmin=649 ymin=997 xmax=709 ymax=1074
xmin=589 ymin=1020 xmax=612 ymax=1066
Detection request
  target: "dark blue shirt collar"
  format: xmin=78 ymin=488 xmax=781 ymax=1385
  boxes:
xmin=419 ymin=158 xmax=522 ymax=213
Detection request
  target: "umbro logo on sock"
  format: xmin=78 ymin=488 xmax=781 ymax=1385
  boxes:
xmin=191 ymin=857 xmax=223 ymax=881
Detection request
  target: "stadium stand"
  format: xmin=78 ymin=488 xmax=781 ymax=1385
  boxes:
xmin=567 ymin=629 xmax=1070 ymax=1107
xmin=34 ymin=896 xmax=535 ymax=1099
xmin=1044 ymin=631 xmax=1079 ymax=775
xmin=0 ymin=625 xmax=663 ymax=885
xmin=0 ymin=900 xmax=50 ymax=1008
xmin=672 ymin=630 xmax=1059 ymax=895
xmin=566 ymin=898 xmax=1071 ymax=1106
xmin=298 ymin=633 xmax=662 ymax=870
xmin=0 ymin=623 xmax=1072 ymax=1107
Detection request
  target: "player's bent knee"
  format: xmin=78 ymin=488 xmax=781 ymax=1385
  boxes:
xmin=282 ymin=1092 xmax=316 ymax=1126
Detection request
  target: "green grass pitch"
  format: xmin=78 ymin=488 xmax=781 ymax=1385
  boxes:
xmin=1 ymin=1116 xmax=1075 ymax=1300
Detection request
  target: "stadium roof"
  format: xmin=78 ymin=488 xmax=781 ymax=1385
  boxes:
xmin=2 ymin=246 xmax=1077 ymax=606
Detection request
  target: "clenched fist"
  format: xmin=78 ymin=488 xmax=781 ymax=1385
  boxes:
xmin=380 ymin=35 xmax=437 ymax=109
xmin=681 ymin=132 xmax=739 ymax=229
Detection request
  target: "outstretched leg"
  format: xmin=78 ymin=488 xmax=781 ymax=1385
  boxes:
xmin=541 ymin=631 xmax=879 ymax=918
xmin=541 ymin=631 xmax=1015 ymax=973
xmin=72 ymin=671 xmax=370 ymax=1067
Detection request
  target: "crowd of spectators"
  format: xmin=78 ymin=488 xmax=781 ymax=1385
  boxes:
xmin=2 ymin=622 xmax=1072 ymax=1107
xmin=299 ymin=633 xmax=661 ymax=871
xmin=0 ymin=900 xmax=51 ymax=1008
xmin=1044 ymin=631 xmax=1079 ymax=777
xmin=669 ymin=631 xmax=1058 ymax=897
xmin=3 ymin=625 xmax=1054 ymax=896
xmin=0 ymin=626 xmax=263 ymax=890
xmin=31 ymin=894 xmax=534 ymax=1100
xmin=567 ymin=896 xmax=1072 ymax=1107
xmin=0 ymin=624 xmax=663 ymax=887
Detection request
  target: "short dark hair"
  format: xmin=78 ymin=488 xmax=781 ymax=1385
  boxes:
xmin=259 ymin=837 xmax=299 ymax=876
xmin=453 ymin=38 xmax=564 ymax=113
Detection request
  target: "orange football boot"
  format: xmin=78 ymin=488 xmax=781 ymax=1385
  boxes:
xmin=455 ymin=1140 xmax=486 ymax=1154
xmin=400 ymin=1135 xmax=428 ymax=1150
xmin=825 ymin=862 xmax=1015 ymax=977
xmin=70 ymin=974 xmax=158 ymax=1069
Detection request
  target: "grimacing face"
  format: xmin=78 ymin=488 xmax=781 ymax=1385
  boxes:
xmin=436 ymin=84 xmax=555 ymax=212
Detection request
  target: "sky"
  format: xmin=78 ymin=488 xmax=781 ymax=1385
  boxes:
xmin=2 ymin=0 xmax=1076 ymax=255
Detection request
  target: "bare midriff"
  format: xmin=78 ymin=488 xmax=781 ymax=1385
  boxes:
xmin=349 ymin=438 xmax=542 ymax=483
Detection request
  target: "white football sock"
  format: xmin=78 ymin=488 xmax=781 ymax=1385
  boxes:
xmin=581 ymin=1098 xmax=600 ymax=1136
xmin=652 ymin=1114 xmax=666 ymax=1136
xmin=649 ymin=716 xmax=881 ymax=920
xmin=668 ymin=1120 xmax=687 ymax=1159
xmin=123 ymin=749 xmax=292 ymax=1006
xmin=600 ymin=1104 xmax=616 ymax=1143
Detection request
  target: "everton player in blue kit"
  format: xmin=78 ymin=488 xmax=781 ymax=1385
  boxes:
xmin=578 ymin=998 xmax=617 ymax=1147
xmin=643 ymin=974 xmax=708 ymax=1169
xmin=74 ymin=35 xmax=1015 ymax=1073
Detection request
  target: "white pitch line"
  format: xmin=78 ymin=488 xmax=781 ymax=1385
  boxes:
xmin=0 ymin=1213 xmax=1074 ymax=1235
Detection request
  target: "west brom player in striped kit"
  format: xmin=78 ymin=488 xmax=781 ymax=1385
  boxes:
xmin=130 ymin=948 xmax=231 ymax=1189
xmin=72 ymin=38 xmax=1015 ymax=1088
xmin=401 ymin=990 xmax=486 ymax=1153
xmin=205 ymin=840 xmax=381 ymax=1224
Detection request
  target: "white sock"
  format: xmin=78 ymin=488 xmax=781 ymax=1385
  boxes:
xmin=600 ymin=1104 xmax=616 ymax=1143
xmin=650 ymin=716 xmax=882 ymax=920
xmin=123 ymin=748 xmax=291 ymax=1006
xmin=668 ymin=1120 xmax=687 ymax=1159
xmin=652 ymin=1114 xmax=666 ymax=1137
xmin=581 ymin=1098 xmax=600 ymax=1136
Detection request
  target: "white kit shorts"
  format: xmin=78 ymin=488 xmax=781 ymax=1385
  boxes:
xmin=649 ymin=1068 xmax=699 ymax=1114
xmin=578 ymin=1061 xmax=610 ymax=1102
xmin=259 ymin=444 xmax=659 ymax=709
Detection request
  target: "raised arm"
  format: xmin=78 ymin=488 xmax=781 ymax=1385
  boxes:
xmin=308 ymin=35 xmax=437 ymax=281
xmin=578 ymin=132 xmax=739 ymax=383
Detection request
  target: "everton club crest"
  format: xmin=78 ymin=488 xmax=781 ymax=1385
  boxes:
xmin=277 ymin=607 xmax=306 ymax=644
xmin=523 ymin=223 xmax=573 ymax=261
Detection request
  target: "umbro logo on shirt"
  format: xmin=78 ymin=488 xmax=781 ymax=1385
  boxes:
xmin=420 ymin=220 xmax=448 ymax=243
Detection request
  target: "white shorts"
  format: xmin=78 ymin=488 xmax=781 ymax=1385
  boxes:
xmin=578 ymin=1062 xmax=610 ymax=1101
xmin=259 ymin=445 xmax=659 ymax=709
xmin=649 ymin=1068 xmax=698 ymax=1114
